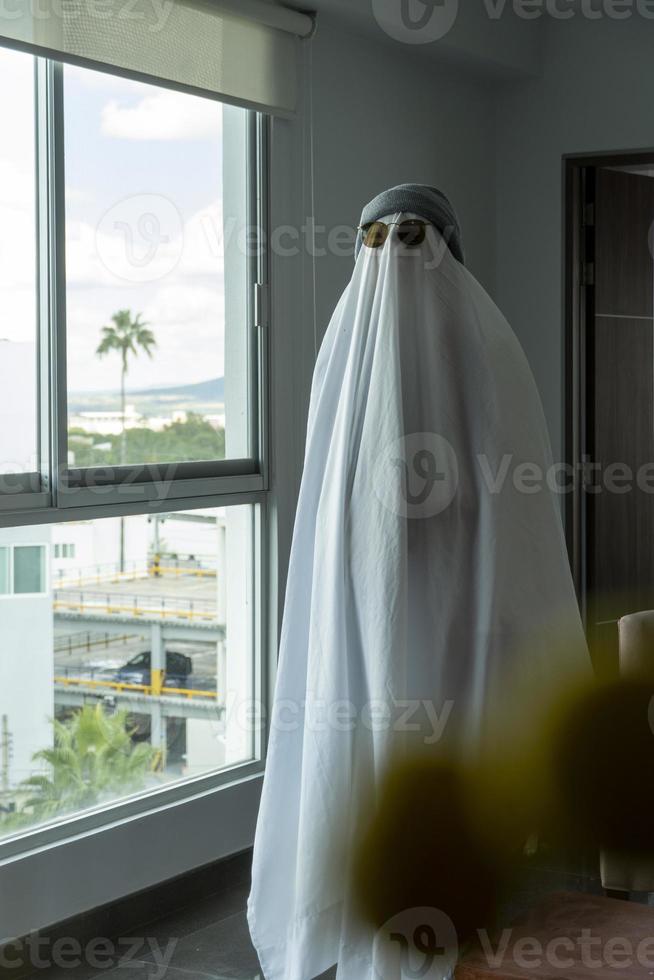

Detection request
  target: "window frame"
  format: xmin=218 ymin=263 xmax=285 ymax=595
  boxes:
xmin=0 ymin=55 xmax=269 ymax=515
xmin=0 ymin=48 xmax=41 ymax=505
xmin=0 ymin=47 xmax=272 ymax=866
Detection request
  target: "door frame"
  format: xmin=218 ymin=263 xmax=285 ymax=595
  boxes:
xmin=563 ymin=148 xmax=654 ymax=628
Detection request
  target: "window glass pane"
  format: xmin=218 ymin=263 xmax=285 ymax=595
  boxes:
xmin=0 ymin=547 xmax=9 ymax=594
xmin=0 ymin=506 xmax=256 ymax=838
xmin=13 ymin=545 xmax=45 ymax=594
xmin=0 ymin=47 xmax=37 ymax=476
xmin=63 ymin=66 xmax=252 ymax=471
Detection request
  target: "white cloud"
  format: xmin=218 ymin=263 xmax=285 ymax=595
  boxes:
xmin=65 ymin=200 xmax=229 ymax=389
xmin=145 ymin=283 xmax=224 ymax=327
xmin=65 ymin=195 xmax=228 ymax=291
xmin=102 ymin=90 xmax=222 ymax=141
xmin=0 ymin=51 xmax=38 ymax=342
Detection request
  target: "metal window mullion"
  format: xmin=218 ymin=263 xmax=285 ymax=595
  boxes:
xmin=35 ymin=58 xmax=50 ymax=500
xmin=250 ymin=113 xmax=270 ymax=489
xmin=248 ymin=115 xmax=271 ymax=766
xmin=36 ymin=59 xmax=68 ymax=508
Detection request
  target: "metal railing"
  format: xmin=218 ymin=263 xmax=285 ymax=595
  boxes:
xmin=53 ymin=555 xmax=217 ymax=589
xmin=54 ymin=670 xmax=218 ymax=700
xmin=54 ymin=631 xmax=136 ymax=655
xmin=53 ymin=589 xmax=217 ymax=622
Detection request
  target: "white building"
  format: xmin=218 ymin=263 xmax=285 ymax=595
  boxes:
xmin=51 ymin=517 xmax=149 ymax=584
xmin=68 ymin=404 xmax=143 ymax=437
xmin=0 ymin=340 xmax=37 ymax=475
xmin=0 ymin=524 xmax=53 ymax=790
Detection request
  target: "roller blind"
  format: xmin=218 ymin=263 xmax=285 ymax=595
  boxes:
xmin=0 ymin=0 xmax=313 ymax=113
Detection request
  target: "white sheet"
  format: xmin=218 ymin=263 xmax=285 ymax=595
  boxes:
xmin=248 ymin=215 xmax=589 ymax=980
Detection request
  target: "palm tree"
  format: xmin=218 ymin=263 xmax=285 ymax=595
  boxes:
xmin=96 ymin=311 xmax=156 ymax=570
xmin=96 ymin=310 xmax=156 ymax=466
xmin=1 ymin=706 xmax=159 ymax=831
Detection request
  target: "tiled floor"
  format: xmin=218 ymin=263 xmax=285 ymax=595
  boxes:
xmin=24 ymin=849 xmax=606 ymax=980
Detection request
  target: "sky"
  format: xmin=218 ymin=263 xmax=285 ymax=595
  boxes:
xmin=0 ymin=48 xmax=37 ymax=466
xmin=0 ymin=48 xmax=248 ymax=399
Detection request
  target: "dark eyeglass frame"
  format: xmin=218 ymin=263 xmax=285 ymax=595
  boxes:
xmin=358 ymin=219 xmax=428 ymax=249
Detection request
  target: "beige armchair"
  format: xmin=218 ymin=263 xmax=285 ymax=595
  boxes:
xmin=600 ymin=610 xmax=654 ymax=896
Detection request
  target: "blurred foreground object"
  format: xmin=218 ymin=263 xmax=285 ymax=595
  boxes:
xmin=601 ymin=610 xmax=654 ymax=893
xmin=353 ymin=756 xmax=522 ymax=945
xmin=551 ymin=678 xmax=654 ymax=855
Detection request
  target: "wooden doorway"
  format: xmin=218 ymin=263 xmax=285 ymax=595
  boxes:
xmin=565 ymin=151 xmax=654 ymax=677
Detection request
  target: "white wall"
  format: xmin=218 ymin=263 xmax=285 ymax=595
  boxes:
xmin=495 ymin=14 xmax=654 ymax=460
xmin=0 ymin=525 xmax=53 ymax=788
xmin=309 ymin=20 xmax=498 ymax=342
xmin=302 ymin=0 xmax=543 ymax=78
xmin=267 ymin=19 xmax=501 ymax=633
xmin=0 ymin=342 xmax=36 ymax=476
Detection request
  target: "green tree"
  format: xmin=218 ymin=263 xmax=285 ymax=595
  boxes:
xmin=96 ymin=310 xmax=156 ymax=569
xmin=96 ymin=310 xmax=156 ymax=465
xmin=68 ymin=415 xmax=225 ymax=468
xmin=1 ymin=706 xmax=159 ymax=832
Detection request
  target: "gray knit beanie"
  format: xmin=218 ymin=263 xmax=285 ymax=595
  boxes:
xmin=355 ymin=183 xmax=464 ymax=264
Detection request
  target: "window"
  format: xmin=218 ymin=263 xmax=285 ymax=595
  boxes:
xmin=13 ymin=546 xmax=46 ymax=595
xmin=0 ymin=506 xmax=255 ymax=837
xmin=0 ymin=43 xmax=268 ymax=854
xmin=54 ymin=543 xmax=75 ymax=559
xmin=0 ymin=50 xmax=38 ymax=481
xmin=63 ymin=66 xmax=252 ymax=472
xmin=0 ymin=48 xmax=265 ymax=508
xmin=0 ymin=544 xmax=48 ymax=596
xmin=0 ymin=547 xmax=9 ymax=594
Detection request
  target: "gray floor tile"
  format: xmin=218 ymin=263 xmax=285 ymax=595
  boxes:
xmin=29 ymin=959 xmax=220 ymax=980
xmin=103 ymin=965 xmax=220 ymax=980
xmin=24 ymin=849 xmax=611 ymax=980
xmin=141 ymin=877 xmax=251 ymax=946
xmin=139 ymin=911 xmax=261 ymax=980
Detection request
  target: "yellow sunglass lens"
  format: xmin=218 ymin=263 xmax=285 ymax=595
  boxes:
xmin=362 ymin=221 xmax=388 ymax=248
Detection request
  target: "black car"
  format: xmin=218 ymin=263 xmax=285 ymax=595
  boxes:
xmin=115 ymin=650 xmax=193 ymax=689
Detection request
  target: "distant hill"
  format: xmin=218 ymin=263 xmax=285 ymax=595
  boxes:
xmin=69 ymin=377 xmax=225 ymax=416
xmin=127 ymin=377 xmax=225 ymax=400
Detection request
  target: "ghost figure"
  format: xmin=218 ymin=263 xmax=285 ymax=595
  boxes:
xmin=248 ymin=184 xmax=588 ymax=980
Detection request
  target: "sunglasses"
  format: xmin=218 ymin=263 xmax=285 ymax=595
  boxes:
xmin=359 ymin=219 xmax=428 ymax=249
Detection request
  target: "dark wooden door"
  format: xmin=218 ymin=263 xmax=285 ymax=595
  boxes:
xmin=588 ymin=167 xmax=654 ymax=676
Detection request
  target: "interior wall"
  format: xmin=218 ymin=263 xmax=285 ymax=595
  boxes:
xmin=494 ymin=14 xmax=654 ymax=460
xmin=309 ymin=20 xmax=497 ymax=342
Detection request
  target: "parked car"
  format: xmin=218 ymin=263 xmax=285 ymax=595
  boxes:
xmin=114 ymin=650 xmax=192 ymax=689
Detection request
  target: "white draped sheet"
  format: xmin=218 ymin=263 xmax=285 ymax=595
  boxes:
xmin=248 ymin=215 xmax=589 ymax=980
